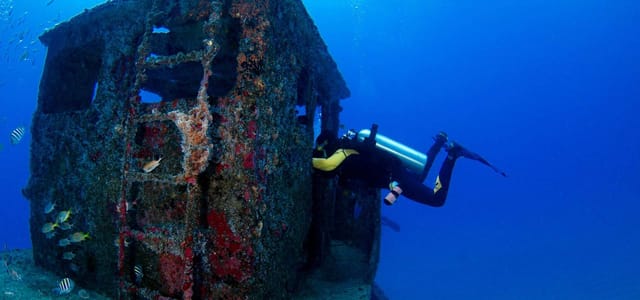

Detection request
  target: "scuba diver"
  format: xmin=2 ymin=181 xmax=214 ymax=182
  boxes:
xmin=312 ymin=124 xmax=506 ymax=207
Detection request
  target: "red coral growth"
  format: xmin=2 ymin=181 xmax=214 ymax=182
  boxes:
xmin=159 ymin=253 xmax=185 ymax=296
xmin=215 ymin=163 xmax=230 ymax=174
xmin=206 ymin=210 xmax=253 ymax=282
xmin=184 ymin=176 xmax=197 ymax=185
xmin=117 ymin=232 xmax=127 ymax=277
xmin=134 ymin=231 xmax=145 ymax=241
xmin=243 ymin=189 xmax=251 ymax=202
xmin=142 ymin=123 xmax=168 ymax=150
xmin=184 ymin=247 xmax=193 ymax=260
xmin=246 ymin=120 xmax=257 ymax=139
xmin=181 ymin=235 xmax=195 ymax=299
xmin=206 ymin=211 xmax=233 ymax=242
xmin=242 ymin=152 xmax=255 ymax=169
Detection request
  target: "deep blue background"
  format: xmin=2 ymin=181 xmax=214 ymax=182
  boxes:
xmin=1 ymin=0 xmax=639 ymax=299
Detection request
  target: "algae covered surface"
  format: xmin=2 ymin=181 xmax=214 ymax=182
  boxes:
xmin=1 ymin=249 xmax=109 ymax=300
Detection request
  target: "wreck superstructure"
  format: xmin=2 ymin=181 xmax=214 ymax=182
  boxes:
xmin=24 ymin=0 xmax=381 ymax=298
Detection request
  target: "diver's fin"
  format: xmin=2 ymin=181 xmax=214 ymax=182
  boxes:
xmin=447 ymin=141 xmax=507 ymax=177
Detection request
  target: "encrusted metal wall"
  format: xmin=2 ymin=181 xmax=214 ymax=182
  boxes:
xmin=24 ymin=0 xmax=381 ymax=298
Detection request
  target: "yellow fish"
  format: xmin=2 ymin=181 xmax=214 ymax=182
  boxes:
xmin=59 ymin=222 xmax=74 ymax=230
xmin=69 ymin=232 xmax=90 ymax=243
xmin=56 ymin=209 xmax=72 ymax=223
xmin=41 ymin=222 xmax=58 ymax=234
xmin=44 ymin=201 xmax=56 ymax=214
xmin=142 ymin=157 xmax=162 ymax=173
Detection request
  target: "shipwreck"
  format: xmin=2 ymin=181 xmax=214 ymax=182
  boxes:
xmin=24 ymin=0 xmax=382 ymax=298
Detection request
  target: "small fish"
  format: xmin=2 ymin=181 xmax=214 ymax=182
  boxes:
xmin=53 ymin=277 xmax=75 ymax=295
xmin=9 ymin=126 xmax=25 ymax=144
xmin=142 ymin=157 xmax=162 ymax=173
xmin=58 ymin=238 xmax=71 ymax=247
xmin=134 ymin=265 xmax=143 ymax=283
xmin=59 ymin=222 xmax=73 ymax=230
xmin=41 ymin=222 xmax=58 ymax=234
xmin=6 ymin=268 xmax=22 ymax=281
xmin=19 ymin=49 xmax=29 ymax=61
xmin=116 ymin=200 xmax=135 ymax=212
xmin=77 ymin=289 xmax=90 ymax=299
xmin=69 ymin=232 xmax=90 ymax=243
xmin=56 ymin=209 xmax=72 ymax=223
xmin=114 ymin=236 xmax=130 ymax=248
xmin=69 ymin=263 xmax=80 ymax=273
xmin=62 ymin=251 xmax=75 ymax=260
xmin=44 ymin=201 xmax=56 ymax=214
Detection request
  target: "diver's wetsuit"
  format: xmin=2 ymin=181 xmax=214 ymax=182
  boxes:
xmin=313 ymin=131 xmax=457 ymax=207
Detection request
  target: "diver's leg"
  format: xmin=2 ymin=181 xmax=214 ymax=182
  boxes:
xmin=429 ymin=141 xmax=486 ymax=204
xmin=388 ymin=169 xmax=443 ymax=207
xmin=386 ymin=178 xmax=441 ymax=207
xmin=419 ymin=132 xmax=448 ymax=182
xmin=431 ymin=153 xmax=458 ymax=205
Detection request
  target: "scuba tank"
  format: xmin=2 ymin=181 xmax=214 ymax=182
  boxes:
xmin=356 ymin=128 xmax=427 ymax=175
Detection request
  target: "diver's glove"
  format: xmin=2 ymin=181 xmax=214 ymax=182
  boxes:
xmin=362 ymin=123 xmax=379 ymax=149
xmin=433 ymin=131 xmax=448 ymax=148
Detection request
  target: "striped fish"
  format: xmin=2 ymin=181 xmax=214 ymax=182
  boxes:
xmin=53 ymin=277 xmax=75 ymax=295
xmin=134 ymin=265 xmax=144 ymax=283
xmin=10 ymin=126 xmax=25 ymax=144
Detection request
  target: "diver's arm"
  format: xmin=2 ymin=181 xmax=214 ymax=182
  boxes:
xmin=312 ymin=148 xmax=359 ymax=171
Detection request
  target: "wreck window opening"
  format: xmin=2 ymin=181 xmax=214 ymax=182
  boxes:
xmin=152 ymin=26 xmax=170 ymax=34
xmin=148 ymin=21 xmax=207 ymax=56
xmin=40 ymin=41 xmax=104 ymax=114
xmin=141 ymin=62 xmax=202 ymax=102
xmin=295 ymin=105 xmax=306 ymax=117
xmin=139 ymin=89 xmax=162 ymax=104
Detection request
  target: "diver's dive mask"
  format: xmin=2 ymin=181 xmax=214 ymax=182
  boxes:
xmin=342 ymin=129 xmax=357 ymax=140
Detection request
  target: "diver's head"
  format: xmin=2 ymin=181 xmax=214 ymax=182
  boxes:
xmin=342 ymin=129 xmax=357 ymax=141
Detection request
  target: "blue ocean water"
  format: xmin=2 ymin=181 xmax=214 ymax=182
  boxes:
xmin=1 ymin=0 xmax=639 ymax=299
